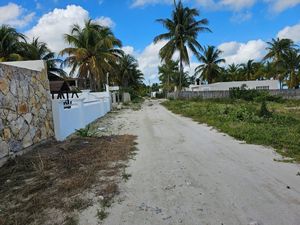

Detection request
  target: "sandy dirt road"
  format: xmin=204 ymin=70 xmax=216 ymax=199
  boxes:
xmin=103 ymin=100 xmax=300 ymax=225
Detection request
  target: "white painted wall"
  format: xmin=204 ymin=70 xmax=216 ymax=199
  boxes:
xmin=0 ymin=60 xmax=45 ymax=72
xmin=189 ymin=80 xmax=280 ymax=92
xmin=51 ymin=91 xmax=111 ymax=141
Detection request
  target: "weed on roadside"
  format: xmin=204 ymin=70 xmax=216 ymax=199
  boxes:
xmin=97 ymin=209 xmax=108 ymax=221
xmin=121 ymin=171 xmax=132 ymax=181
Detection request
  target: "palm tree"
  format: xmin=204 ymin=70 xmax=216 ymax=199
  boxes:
xmin=240 ymin=60 xmax=258 ymax=81
xmin=114 ymin=53 xmax=143 ymax=88
xmin=0 ymin=25 xmax=26 ymax=61
xmin=158 ymin=59 xmax=180 ymax=92
xmin=282 ymin=49 xmax=300 ymax=89
xmin=264 ymin=38 xmax=295 ymax=88
xmin=154 ymin=0 xmax=210 ymax=90
xmin=195 ymin=46 xmax=225 ymax=84
xmin=61 ymin=19 xmax=122 ymax=91
xmin=25 ymin=38 xmax=67 ymax=77
xmin=226 ymin=63 xmax=241 ymax=81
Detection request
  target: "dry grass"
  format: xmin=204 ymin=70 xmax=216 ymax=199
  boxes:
xmin=0 ymin=135 xmax=137 ymax=225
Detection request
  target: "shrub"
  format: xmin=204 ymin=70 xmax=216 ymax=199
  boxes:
xmin=259 ymin=101 xmax=272 ymax=118
xmin=230 ymin=87 xmax=282 ymax=103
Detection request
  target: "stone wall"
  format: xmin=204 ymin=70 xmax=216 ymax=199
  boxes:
xmin=0 ymin=63 xmax=54 ymax=162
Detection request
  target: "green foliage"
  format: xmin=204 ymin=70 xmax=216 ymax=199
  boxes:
xmin=163 ymin=99 xmax=300 ymax=162
xmin=229 ymin=87 xmax=282 ymax=103
xmin=75 ymin=125 xmax=93 ymax=137
xmin=259 ymin=101 xmax=272 ymax=118
xmin=97 ymin=209 xmax=108 ymax=221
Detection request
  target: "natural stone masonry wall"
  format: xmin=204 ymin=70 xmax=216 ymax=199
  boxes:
xmin=0 ymin=63 xmax=54 ymax=161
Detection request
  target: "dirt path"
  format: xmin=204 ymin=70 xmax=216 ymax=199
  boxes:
xmin=102 ymin=100 xmax=300 ymax=225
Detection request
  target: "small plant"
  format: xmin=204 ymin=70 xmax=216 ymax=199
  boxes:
xmin=121 ymin=172 xmax=132 ymax=181
xmin=64 ymin=216 xmax=78 ymax=225
xmin=97 ymin=209 xmax=108 ymax=221
xmin=259 ymin=101 xmax=272 ymax=118
xmin=75 ymin=125 xmax=94 ymax=137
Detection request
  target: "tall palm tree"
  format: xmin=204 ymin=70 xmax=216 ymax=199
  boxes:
xmin=226 ymin=63 xmax=241 ymax=81
xmin=154 ymin=0 xmax=210 ymax=90
xmin=240 ymin=60 xmax=258 ymax=81
xmin=61 ymin=19 xmax=122 ymax=91
xmin=114 ymin=53 xmax=143 ymax=88
xmin=282 ymin=49 xmax=300 ymax=89
xmin=158 ymin=59 xmax=180 ymax=92
xmin=25 ymin=38 xmax=66 ymax=77
xmin=195 ymin=46 xmax=225 ymax=84
xmin=264 ymin=38 xmax=295 ymax=88
xmin=0 ymin=25 xmax=26 ymax=61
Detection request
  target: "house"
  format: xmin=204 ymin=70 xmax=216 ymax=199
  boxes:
xmin=188 ymin=80 xmax=281 ymax=92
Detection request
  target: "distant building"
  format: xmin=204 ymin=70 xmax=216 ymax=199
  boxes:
xmin=188 ymin=80 xmax=281 ymax=92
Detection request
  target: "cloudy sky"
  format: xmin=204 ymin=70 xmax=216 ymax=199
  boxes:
xmin=0 ymin=0 xmax=300 ymax=82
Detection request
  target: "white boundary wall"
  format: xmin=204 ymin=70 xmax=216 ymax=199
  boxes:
xmin=51 ymin=91 xmax=111 ymax=141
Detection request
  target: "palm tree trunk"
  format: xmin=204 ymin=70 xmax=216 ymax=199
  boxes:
xmin=179 ymin=57 xmax=183 ymax=91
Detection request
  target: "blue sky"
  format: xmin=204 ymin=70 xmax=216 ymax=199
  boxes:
xmin=0 ymin=0 xmax=300 ymax=82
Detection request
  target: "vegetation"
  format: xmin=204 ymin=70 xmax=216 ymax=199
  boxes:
xmin=195 ymin=46 xmax=225 ymax=84
xmin=0 ymin=135 xmax=137 ymax=225
xmin=153 ymin=1 xmax=299 ymax=92
xmin=0 ymin=21 xmax=144 ymax=94
xmin=163 ymin=97 xmax=300 ymax=162
xmin=154 ymin=0 xmax=210 ymax=90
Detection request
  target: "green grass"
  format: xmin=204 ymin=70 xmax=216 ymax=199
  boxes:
xmin=162 ymin=99 xmax=300 ymax=162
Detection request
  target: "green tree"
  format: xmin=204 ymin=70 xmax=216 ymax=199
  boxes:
xmin=61 ymin=19 xmax=122 ymax=91
xmin=113 ymin=53 xmax=143 ymax=89
xmin=240 ymin=60 xmax=259 ymax=81
xmin=154 ymin=0 xmax=210 ymax=90
xmin=264 ymin=38 xmax=296 ymax=87
xmin=226 ymin=63 xmax=241 ymax=81
xmin=24 ymin=38 xmax=66 ymax=77
xmin=0 ymin=25 xmax=26 ymax=61
xmin=195 ymin=46 xmax=225 ymax=84
xmin=158 ymin=59 xmax=180 ymax=92
xmin=282 ymin=49 xmax=300 ymax=89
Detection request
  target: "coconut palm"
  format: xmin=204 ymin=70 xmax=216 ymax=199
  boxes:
xmin=240 ymin=60 xmax=258 ymax=81
xmin=195 ymin=46 xmax=225 ymax=84
xmin=154 ymin=0 xmax=210 ymax=90
xmin=226 ymin=63 xmax=241 ymax=81
xmin=158 ymin=59 xmax=180 ymax=92
xmin=264 ymin=38 xmax=296 ymax=87
xmin=282 ymin=49 xmax=300 ymax=89
xmin=25 ymin=38 xmax=67 ymax=77
xmin=114 ymin=53 xmax=143 ymax=88
xmin=61 ymin=19 xmax=122 ymax=91
xmin=0 ymin=25 xmax=26 ymax=61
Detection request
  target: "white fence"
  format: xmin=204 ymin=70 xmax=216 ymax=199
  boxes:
xmin=51 ymin=90 xmax=111 ymax=141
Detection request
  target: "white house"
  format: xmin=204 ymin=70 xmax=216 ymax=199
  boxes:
xmin=189 ymin=80 xmax=281 ymax=92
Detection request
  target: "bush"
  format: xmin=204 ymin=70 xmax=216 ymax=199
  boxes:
xmin=259 ymin=101 xmax=272 ymax=118
xmin=230 ymin=87 xmax=282 ymax=103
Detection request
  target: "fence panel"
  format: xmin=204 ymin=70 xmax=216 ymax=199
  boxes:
xmin=52 ymin=91 xmax=111 ymax=141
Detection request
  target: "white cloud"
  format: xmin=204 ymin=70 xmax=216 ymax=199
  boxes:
xmin=133 ymin=0 xmax=256 ymax=10
xmin=94 ymin=16 xmax=115 ymax=28
xmin=219 ymin=0 xmax=256 ymax=10
xmin=125 ymin=40 xmax=198 ymax=82
xmin=136 ymin=40 xmax=167 ymax=81
xmin=0 ymin=3 xmax=34 ymax=28
xmin=265 ymin=0 xmax=300 ymax=12
xmin=25 ymin=5 xmax=115 ymax=53
xmin=231 ymin=11 xmax=252 ymax=23
xmin=131 ymin=0 xmax=173 ymax=7
xmin=218 ymin=39 xmax=267 ymax=65
xmin=122 ymin=46 xmax=136 ymax=55
xmin=277 ymin=23 xmax=300 ymax=43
